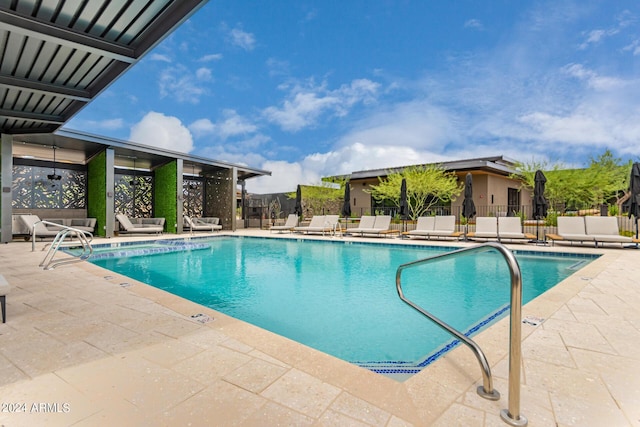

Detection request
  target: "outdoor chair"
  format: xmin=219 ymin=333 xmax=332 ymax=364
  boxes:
xmin=497 ymin=217 xmax=535 ymax=242
xmin=349 ymin=215 xmax=395 ymax=237
xmin=584 ymin=216 xmax=632 ymax=247
xmin=116 ymin=214 xmax=164 ymax=234
xmin=467 ymin=217 xmax=498 ymax=240
xmin=185 ymin=216 xmax=222 ymax=232
xmin=269 ymin=214 xmax=298 ymax=233
xmin=18 ymin=215 xmax=64 ymax=240
xmin=405 ymin=215 xmax=460 ymax=240
xmin=547 ymin=216 xmax=594 ymax=246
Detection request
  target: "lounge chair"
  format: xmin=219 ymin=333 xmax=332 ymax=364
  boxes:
xmin=547 ymin=216 xmax=593 ymax=246
xmin=18 ymin=214 xmax=64 ymax=240
xmin=405 ymin=215 xmax=461 ymax=240
xmin=405 ymin=216 xmax=435 ymax=238
xmin=270 ymin=214 xmax=298 ymax=233
xmin=116 ymin=214 xmax=164 ymax=234
xmin=497 ymin=217 xmax=536 ymax=242
xmin=293 ymin=215 xmax=339 ymax=235
xmin=584 ymin=216 xmax=632 ymax=247
xmin=467 ymin=217 xmax=498 ymax=240
xmin=349 ymin=215 xmax=396 ymax=237
xmin=184 ymin=216 xmax=222 ymax=232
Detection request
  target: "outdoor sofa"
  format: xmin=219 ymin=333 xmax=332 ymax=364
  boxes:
xmin=468 ymin=217 xmax=534 ymax=243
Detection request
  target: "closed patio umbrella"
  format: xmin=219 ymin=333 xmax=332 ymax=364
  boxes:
xmin=624 ymin=162 xmax=640 ymax=242
xmin=461 ymin=173 xmax=476 ymax=240
xmin=341 ymin=181 xmax=352 ymax=234
xmin=399 ymin=178 xmax=408 ymax=233
xmin=462 ymin=173 xmax=476 ymax=220
xmin=294 ymin=185 xmax=302 ymax=217
xmin=533 ymin=170 xmax=549 ymax=242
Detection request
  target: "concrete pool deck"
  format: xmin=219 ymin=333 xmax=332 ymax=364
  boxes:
xmin=0 ymin=230 xmax=639 ymax=426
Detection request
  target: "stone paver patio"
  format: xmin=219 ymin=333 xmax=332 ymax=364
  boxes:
xmin=1 ymin=230 xmax=639 ymax=426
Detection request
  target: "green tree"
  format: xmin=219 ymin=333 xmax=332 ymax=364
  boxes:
xmin=588 ymin=150 xmax=630 ymax=208
xmin=286 ymin=183 xmax=343 ymax=216
xmin=512 ymin=150 xmax=631 ymax=212
xmin=367 ymin=165 xmax=462 ymax=220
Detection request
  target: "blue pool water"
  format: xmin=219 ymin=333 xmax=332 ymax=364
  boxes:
xmin=85 ymin=236 xmax=596 ymax=376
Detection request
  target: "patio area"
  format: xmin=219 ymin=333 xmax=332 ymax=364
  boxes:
xmin=0 ymin=230 xmax=639 ymax=426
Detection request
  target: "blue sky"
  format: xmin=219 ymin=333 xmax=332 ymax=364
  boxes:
xmin=68 ymin=0 xmax=640 ymax=193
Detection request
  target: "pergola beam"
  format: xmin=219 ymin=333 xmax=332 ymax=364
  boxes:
xmin=0 ymin=75 xmax=91 ymax=102
xmin=0 ymin=9 xmax=136 ymax=63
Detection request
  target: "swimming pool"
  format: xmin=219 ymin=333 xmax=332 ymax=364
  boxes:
xmin=85 ymin=236 xmax=596 ymax=377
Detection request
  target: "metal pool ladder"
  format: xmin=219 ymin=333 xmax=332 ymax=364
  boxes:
xmin=31 ymin=221 xmax=94 ymax=270
xmin=396 ymin=242 xmax=527 ymax=426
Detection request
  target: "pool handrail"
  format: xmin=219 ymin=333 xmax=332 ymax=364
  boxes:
xmin=32 ymin=220 xmax=94 ymax=270
xmin=395 ymin=242 xmax=527 ymax=427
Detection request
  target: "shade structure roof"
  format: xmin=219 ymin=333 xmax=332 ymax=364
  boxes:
xmin=12 ymin=128 xmax=271 ymax=181
xmin=0 ymin=0 xmax=208 ymax=135
xmin=348 ymin=156 xmax=518 ymax=180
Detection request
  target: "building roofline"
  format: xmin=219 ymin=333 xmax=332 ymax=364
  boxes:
xmin=347 ymin=155 xmax=518 ymax=180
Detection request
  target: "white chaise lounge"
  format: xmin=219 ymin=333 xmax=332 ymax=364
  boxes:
xmin=269 ymin=214 xmax=298 ymax=233
xmin=293 ymin=215 xmax=339 ymax=235
xmin=184 ymin=216 xmax=222 ymax=232
xmin=116 ymin=214 xmax=164 ymax=234
xmin=349 ymin=215 xmax=395 ymax=237
xmin=467 ymin=217 xmax=498 ymax=240
xmin=497 ymin=217 xmax=536 ymax=242
xmin=405 ymin=215 xmax=461 ymax=240
xmin=584 ymin=216 xmax=633 ymax=247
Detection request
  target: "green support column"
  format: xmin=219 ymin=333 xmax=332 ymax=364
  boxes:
xmin=87 ymin=149 xmax=115 ymax=237
xmin=154 ymin=160 xmax=179 ymax=234
xmin=1 ymin=134 xmax=13 ymax=243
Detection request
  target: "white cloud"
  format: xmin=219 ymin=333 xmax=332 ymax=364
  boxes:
xmin=561 ymin=63 xmax=626 ymax=90
xmin=195 ymin=67 xmax=212 ymax=80
xmin=262 ymin=78 xmax=380 ymax=132
xmin=149 ymin=53 xmax=171 ymax=62
xmin=464 ymin=19 xmax=484 ymax=30
xmin=199 ymin=53 xmax=223 ymax=62
xmin=229 ymin=26 xmax=256 ymax=50
xmin=189 ymin=110 xmax=258 ymax=140
xmin=158 ymin=65 xmax=211 ymax=104
xmin=623 ymin=39 xmax=640 ymax=56
xmin=129 ymin=112 xmax=194 ymax=153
